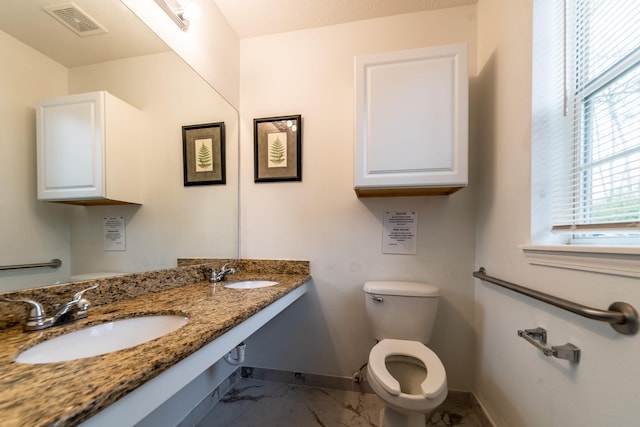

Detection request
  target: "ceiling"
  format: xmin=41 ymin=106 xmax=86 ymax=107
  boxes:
xmin=212 ymin=0 xmax=478 ymax=38
xmin=0 ymin=0 xmax=168 ymax=68
xmin=0 ymin=0 xmax=476 ymax=68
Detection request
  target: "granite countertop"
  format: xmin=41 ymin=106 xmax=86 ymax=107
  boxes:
xmin=0 ymin=260 xmax=310 ymax=427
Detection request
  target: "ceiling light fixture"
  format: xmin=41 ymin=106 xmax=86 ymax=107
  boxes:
xmin=153 ymin=0 xmax=200 ymax=32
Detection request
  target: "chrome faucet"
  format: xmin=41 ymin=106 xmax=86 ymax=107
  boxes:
xmin=209 ymin=264 xmax=236 ymax=283
xmin=0 ymin=283 xmax=99 ymax=331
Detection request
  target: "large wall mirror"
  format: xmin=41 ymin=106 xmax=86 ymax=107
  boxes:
xmin=0 ymin=0 xmax=239 ymax=292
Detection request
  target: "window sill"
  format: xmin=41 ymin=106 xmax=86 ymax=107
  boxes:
xmin=520 ymin=245 xmax=640 ymax=278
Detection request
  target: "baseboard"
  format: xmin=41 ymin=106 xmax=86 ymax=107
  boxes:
xmin=469 ymin=392 xmax=497 ymax=427
xmin=240 ymin=366 xmax=375 ymax=394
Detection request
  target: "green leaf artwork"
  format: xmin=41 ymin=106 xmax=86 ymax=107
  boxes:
xmin=270 ymin=137 xmax=285 ymax=164
xmin=267 ymin=132 xmax=287 ymax=168
xmin=195 ymin=138 xmax=213 ymax=172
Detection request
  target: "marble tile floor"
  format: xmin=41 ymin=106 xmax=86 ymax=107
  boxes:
xmin=196 ymin=378 xmax=483 ymax=427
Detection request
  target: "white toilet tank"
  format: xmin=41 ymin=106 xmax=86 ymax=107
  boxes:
xmin=364 ymin=281 xmax=440 ymax=344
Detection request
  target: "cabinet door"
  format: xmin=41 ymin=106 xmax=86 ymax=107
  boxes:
xmin=354 ymin=44 xmax=468 ymax=195
xmin=37 ymin=92 xmax=104 ymax=200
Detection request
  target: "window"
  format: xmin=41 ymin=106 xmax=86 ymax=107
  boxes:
xmin=532 ymin=0 xmax=640 ymax=246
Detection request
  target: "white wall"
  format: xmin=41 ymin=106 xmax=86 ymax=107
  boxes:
xmin=0 ymin=30 xmax=71 ymax=291
xmin=475 ymin=0 xmax=640 ymax=425
xmin=68 ymin=52 xmax=238 ymax=275
xmin=239 ymin=6 xmax=478 ymax=391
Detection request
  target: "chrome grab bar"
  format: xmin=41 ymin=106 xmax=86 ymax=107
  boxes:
xmin=0 ymin=259 xmax=62 ymax=271
xmin=473 ymin=267 xmax=639 ymax=335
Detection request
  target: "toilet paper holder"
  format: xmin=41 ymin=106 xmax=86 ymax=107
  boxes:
xmin=517 ymin=327 xmax=580 ymax=364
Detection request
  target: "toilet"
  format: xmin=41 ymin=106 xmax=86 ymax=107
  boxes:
xmin=364 ymin=281 xmax=447 ymax=427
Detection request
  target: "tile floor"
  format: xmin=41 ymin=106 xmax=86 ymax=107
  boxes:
xmin=197 ymin=378 xmax=484 ymax=427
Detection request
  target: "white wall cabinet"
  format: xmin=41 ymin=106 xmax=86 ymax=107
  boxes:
xmin=36 ymin=91 xmax=143 ymax=205
xmin=354 ymin=44 xmax=468 ymax=197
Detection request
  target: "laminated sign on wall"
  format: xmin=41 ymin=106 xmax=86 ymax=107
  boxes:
xmin=103 ymin=216 xmax=126 ymax=251
xmin=382 ymin=211 xmax=417 ymax=254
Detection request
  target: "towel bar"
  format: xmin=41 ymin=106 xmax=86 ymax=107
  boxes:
xmin=517 ymin=327 xmax=580 ymax=363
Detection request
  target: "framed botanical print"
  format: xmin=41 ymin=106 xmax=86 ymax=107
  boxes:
xmin=182 ymin=122 xmax=225 ymax=186
xmin=253 ymin=115 xmax=302 ymax=182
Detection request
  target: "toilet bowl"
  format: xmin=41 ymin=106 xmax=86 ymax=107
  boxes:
xmin=363 ymin=281 xmax=448 ymax=427
xmin=368 ymin=339 xmax=447 ymax=427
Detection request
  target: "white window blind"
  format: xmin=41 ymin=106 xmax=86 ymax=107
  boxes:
xmin=551 ymin=0 xmax=640 ymax=235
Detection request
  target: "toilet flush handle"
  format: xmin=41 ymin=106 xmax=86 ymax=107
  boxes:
xmin=370 ymin=295 xmax=383 ymax=303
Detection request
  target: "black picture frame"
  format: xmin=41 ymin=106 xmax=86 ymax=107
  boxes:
xmin=253 ymin=115 xmax=302 ymax=182
xmin=182 ymin=122 xmax=225 ymax=186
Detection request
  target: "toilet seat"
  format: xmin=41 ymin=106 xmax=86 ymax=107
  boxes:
xmin=369 ymin=339 xmax=446 ymax=399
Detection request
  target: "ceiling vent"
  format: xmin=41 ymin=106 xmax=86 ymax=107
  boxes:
xmin=43 ymin=2 xmax=107 ymax=37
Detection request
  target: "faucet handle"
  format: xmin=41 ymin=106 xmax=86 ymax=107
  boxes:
xmin=0 ymin=297 xmax=53 ymax=331
xmin=1 ymin=297 xmax=46 ymax=318
xmin=222 ymin=263 xmax=236 ymax=273
xmin=72 ymin=282 xmax=99 ymax=303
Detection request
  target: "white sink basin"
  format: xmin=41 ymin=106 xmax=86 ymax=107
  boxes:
xmin=15 ymin=315 xmax=188 ymax=364
xmin=224 ymin=280 xmax=279 ymax=289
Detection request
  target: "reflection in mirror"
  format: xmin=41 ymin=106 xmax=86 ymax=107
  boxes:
xmin=0 ymin=0 xmax=239 ymax=292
